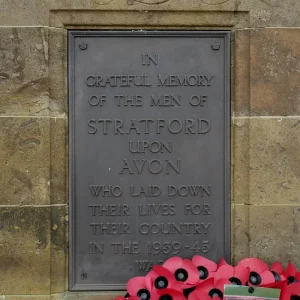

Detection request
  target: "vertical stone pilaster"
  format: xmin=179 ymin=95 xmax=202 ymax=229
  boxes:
xmin=232 ymin=28 xmax=300 ymax=267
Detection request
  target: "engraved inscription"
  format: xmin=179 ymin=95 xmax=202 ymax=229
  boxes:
xmin=90 ymin=223 xmax=130 ymax=235
xmin=112 ymin=242 xmax=140 ymax=254
xmin=157 ymin=75 xmax=213 ymax=87
xmin=89 ymin=185 xmax=123 ymax=197
xmin=119 ymin=159 xmax=180 ymax=175
xmin=138 ymin=204 xmax=176 ymax=216
xmin=139 ymin=222 xmax=211 ymax=235
xmin=69 ymin=31 xmax=230 ymax=289
xmin=142 ymin=54 xmax=158 ymax=66
xmin=89 ymin=204 xmax=130 ymax=216
xmin=129 ymin=141 xmax=172 ymax=153
xmin=88 ymin=118 xmax=211 ymax=135
xmin=151 ymin=94 xmax=181 ymax=106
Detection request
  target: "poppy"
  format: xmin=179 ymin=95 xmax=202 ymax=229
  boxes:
xmin=147 ymin=266 xmax=182 ymax=291
xmin=153 ymin=288 xmax=185 ymax=300
xmin=217 ymin=258 xmax=229 ymax=268
xmin=127 ymin=277 xmax=153 ymax=300
xmin=260 ymin=262 xmax=287 ymax=288
xmin=163 ymin=257 xmax=199 ymax=288
xmin=215 ymin=264 xmax=250 ymax=286
xmin=192 ymin=255 xmax=218 ymax=281
xmin=188 ymin=291 xmax=213 ymax=300
xmin=271 ymin=262 xmax=286 ymax=282
xmin=189 ymin=278 xmax=230 ymax=300
xmin=285 ymin=263 xmax=300 ymax=285
xmin=262 ymin=281 xmax=287 ymax=289
xmin=280 ymin=282 xmax=300 ymax=300
xmin=238 ymin=258 xmax=275 ymax=286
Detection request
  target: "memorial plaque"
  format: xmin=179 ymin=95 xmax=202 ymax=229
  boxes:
xmin=69 ymin=31 xmax=230 ymax=291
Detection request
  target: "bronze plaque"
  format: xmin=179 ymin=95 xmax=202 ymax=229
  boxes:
xmin=69 ymin=31 xmax=230 ymax=291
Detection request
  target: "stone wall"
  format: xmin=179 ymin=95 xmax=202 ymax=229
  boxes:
xmin=0 ymin=0 xmax=300 ymax=299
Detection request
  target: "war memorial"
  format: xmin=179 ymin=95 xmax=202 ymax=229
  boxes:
xmin=0 ymin=0 xmax=300 ymax=299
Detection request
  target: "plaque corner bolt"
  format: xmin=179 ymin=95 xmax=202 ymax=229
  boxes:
xmin=81 ymin=272 xmax=87 ymax=280
xmin=211 ymin=42 xmax=220 ymax=51
xmin=79 ymin=42 xmax=88 ymax=51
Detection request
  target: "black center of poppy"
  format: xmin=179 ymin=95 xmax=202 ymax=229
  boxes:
xmin=137 ymin=289 xmax=150 ymax=300
xmin=288 ymin=276 xmax=298 ymax=285
xmin=175 ymin=268 xmax=188 ymax=282
xmin=249 ymin=272 xmax=262 ymax=285
xmin=229 ymin=277 xmax=242 ymax=285
xmin=209 ymin=289 xmax=223 ymax=299
xmin=197 ymin=266 xmax=209 ymax=280
xmin=271 ymin=271 xmax=281 ymax=282
xmin=154 ymin=276 xmax=168 ymax=289
xmin=159 ymin=295 xmax=172 ymax=300
xmin=291 ymin=296 xmax=300 ymax=300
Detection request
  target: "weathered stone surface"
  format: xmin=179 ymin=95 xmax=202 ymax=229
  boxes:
xmin=6 ymin=296 xmax=50 ymax=300
xmin=0 ymin=117 xmax=50 ymax=205
xmin=50 ymin=206 xmax=68 ymax=293
xmin=235 ymin=28 xmax=300 ymax=116
xmin=50 ymin=118 xmax=67 ymax=205
xmin=242 ymin=0 xmax=300 ymax=28
xmin=233 ymin=117 xmax=300 ymax=205
xmin=49 ymin=10 xmax=249 ymax=28
xmin=250 ymin=29 xmax=300 ymax=116
xmin=233 ymin=204 xmax=300 ymax=268
xmin=249 ymin=118 xmax=300 ymax=205
xmin=1 ymin=0 xmax=300 ymax=28
xmin=49 ymin=0 xmax=300 ymax=28
xmin=0 ymin=0 xmax=49 ymax=26
xmin=248 ymin=205 xmax=300 ymax=268
xmin=49 ymin=28 xmax=67 ymax=116
xmin=51 ymin=293 xmax=122 ymax=300
xmin=0 ymin=27 xmax=49 ymax=116
xmin=50 ymin=0 xmax=236 ymax=11
xmin=232 ymin=204 xmax=250 ymax=264
xmin=0 ymin=207 xmax=50 ymax=294
xmin=231 ymin=118 xmax=250 ymax=204
xmin=233 ymin=30 xmax=250 ymax=116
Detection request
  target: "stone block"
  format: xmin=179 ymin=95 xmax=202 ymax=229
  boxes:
xmin=49 ymin=28 xmax=67 ymax=116
xmin=231 ymin=118 xmax=250 ymax=204
xmin=0 ymin=0 xmax=49 ymax=26
xmin=0 ymin=207 xmax=51 ymax=294
xmin=233 ymin=204 xmax=300 ymax=268
xmin=240 ymin=0 xmax=300 ymax=28
xmin=248 ymin=205 xmax=300 ymax=268
xmin=250 ymin=28 xmax=300 ymax=116
xmin=233 ymin=30 xmax=250 ymax=116
xmin=1 ymin=0 xmax=300 ymax=28
xmin=0 ymin=27 xmax=49 ymax=116
xmin=48 ymin=0 xmax=299 ymax=28
xmin=232 ymin=204 xmax=250 ymax=264
xmin=0 ymin=117 xmax=50 ymax=205
xmin=50 ymin=206 xmax=68 ymax=293
xmin=50 ymin=118 xmax=67 ymax=205
xmin=235 ymin=28 xmax=300 ymax=116
xmin=6 ymin=297 xmax=50 ymax=300
xmin=49 ymin=0 xmax=237 ymax=12
xmin=49 ymin=10 xmax=249 ymax=28
xmin=249 ymin=118 xmax=300 ymax=205
xmin=233 ymin=117 xmax=300 ymax=205
xmin=51 ymin=293 xmax=121 ymax=300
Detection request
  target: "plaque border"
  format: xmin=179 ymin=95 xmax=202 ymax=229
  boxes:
xmin=68 ymin=30 xmax=231 ymax=291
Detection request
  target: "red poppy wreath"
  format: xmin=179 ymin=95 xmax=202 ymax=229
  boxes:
xmin=116 ymin=256 xmax=300 ymax=300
